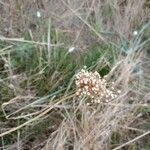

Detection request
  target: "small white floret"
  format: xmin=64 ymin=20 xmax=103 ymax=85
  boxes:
xmin=68 ymin=47 xmax=75 ymax=53
xmin=37 ymin=11 xmax=41 ymax=18
xmin=133 ymin=31 xmax=138 ymax=36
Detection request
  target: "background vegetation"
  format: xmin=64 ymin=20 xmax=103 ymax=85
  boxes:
xmin=0 ymin=0 xmax=150 ymax=149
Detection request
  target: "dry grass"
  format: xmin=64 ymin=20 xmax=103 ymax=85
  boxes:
xmin=0 ymin=0 xmax=150 ymax=150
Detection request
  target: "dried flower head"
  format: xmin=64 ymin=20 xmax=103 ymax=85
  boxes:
xmin=75 ymin=68 xmax=121 ymax=104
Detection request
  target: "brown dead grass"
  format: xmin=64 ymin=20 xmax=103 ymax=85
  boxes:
xmin=0 ymin=0 xmax=150 ymax=150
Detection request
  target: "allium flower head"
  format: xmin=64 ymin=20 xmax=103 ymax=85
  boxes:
xmin=75 ymin=68 xmax=121 ymax=104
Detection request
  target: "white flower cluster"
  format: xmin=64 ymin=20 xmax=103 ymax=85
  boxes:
xmin=75 ymin=68 xmax=121 ymax=104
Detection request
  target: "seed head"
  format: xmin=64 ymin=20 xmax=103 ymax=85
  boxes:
xmin=75 ymin=68 xmax=121 ymax=105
